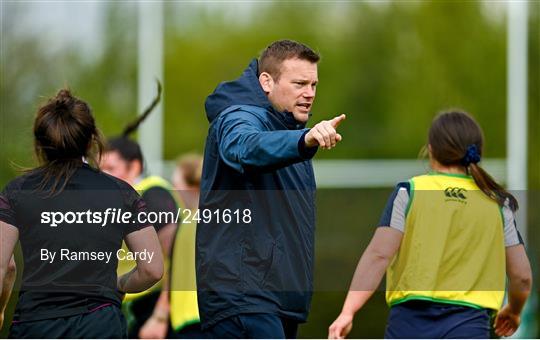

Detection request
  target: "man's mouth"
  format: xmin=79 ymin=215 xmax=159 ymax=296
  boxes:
xmin=296 ymin=103 xmax=312 ymax=112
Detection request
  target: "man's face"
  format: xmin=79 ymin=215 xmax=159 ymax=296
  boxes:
xmin=260 ymin=58 xmax=318 ymax=123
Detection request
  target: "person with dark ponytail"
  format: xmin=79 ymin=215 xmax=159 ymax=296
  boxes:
xmin=0 ymin=89 xmax=163 ymax=338
xmin=329 ymin=110 xmax=532 ymax=339
xmin=100 ymin=82 xmax=181 ymax=339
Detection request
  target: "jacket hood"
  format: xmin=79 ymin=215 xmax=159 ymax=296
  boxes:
xmin=205 ymin=59 xmax=272 ymax=123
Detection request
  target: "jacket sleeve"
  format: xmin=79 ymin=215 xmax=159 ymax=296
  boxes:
xmin=216 ymin=109 xmax=317 ymax=173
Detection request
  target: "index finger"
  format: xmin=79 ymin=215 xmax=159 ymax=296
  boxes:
xmin=330 ymin=114 xmax=346 ymax=128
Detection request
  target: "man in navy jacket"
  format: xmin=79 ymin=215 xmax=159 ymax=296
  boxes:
xmin=197 ymin=40 xmax=345 ymax=338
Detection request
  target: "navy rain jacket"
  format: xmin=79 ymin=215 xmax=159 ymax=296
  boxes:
xmin=196 ymin=59 xmax=318 ymax=328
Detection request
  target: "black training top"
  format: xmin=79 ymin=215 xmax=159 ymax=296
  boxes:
xmin=0 ymin=163 xmax=150 ymax=322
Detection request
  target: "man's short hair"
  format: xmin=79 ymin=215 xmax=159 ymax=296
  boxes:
xmin=259 ymin=40 xmax=320 ymax=80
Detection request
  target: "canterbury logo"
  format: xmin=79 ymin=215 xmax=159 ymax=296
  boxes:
xmin=444 ymin=187 xmax=467 ymax=199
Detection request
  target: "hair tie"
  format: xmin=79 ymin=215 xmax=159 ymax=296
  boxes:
xmin=462 ymin=144 xmax=481 ymax=166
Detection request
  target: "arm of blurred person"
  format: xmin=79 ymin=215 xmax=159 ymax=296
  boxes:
xmin=494 ymin=244 xmax=532 ymax=337
xmin=0 ymin=256 xmax=16 ymax=327
xmin=328 ymin=227 xmax=402 ymax=339
xmin=118 ymin=226 xmax=164 ymax=294
xmin=138 ymin=223 xmax=174 ymax=339
xmin=138 ymin=189 xmax=177 ymax=338
xmin=139 ymin=225 xmax=173 ymax=339
xmin=157 ymin=223 xmax=176 ymax=258
xmin=138 ymin=289 xmax=170 ymax=339
xmin=0 ymin=222 xmax=18 ymax=328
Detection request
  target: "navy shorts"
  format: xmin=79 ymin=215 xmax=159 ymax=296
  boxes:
xmin=384 ymin=300 xmax=492 ymax=339
xmin=9 ymin=304 xmax=127 ymax=339
xmin=206 ymin=313 xmax=299 ymax=339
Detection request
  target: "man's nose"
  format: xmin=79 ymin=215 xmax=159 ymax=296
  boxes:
xmin=303 ymin=86 xmax=315 ymax=98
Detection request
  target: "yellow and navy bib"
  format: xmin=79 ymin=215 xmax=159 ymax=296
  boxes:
xmin=169 ymin=214 xmax=200 ymax=331
xmin=383 ymin=173 xmax=510 ymax=311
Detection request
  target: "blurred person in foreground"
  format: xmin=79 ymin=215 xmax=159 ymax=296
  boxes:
xmin=168 ymin=153 xmax=205 ymax=338
xmin=0 ymin=89 xmax=163 ymax=338
xmin=329 ymin=110 xmax=532 ymax=339
xmin=197 ymin=39 xmax=346 ymax=338
xmin=100 ymin=83 xmax=180 ymax=338
xmin=132 ymin=153 xmax=205 ymax=339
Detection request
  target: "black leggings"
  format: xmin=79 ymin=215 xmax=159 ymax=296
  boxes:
xmin=9 ymin=305 xmax=127 ymax=339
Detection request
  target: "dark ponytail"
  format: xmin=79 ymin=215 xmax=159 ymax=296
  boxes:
xmin=428 ymin=110 xmax=518 ymax=211
xmin=105 ymin=81 xmax=162 ymax=171
xmin=469 ymin=163 xmax=518 ymax=211
xmin=121 ymin=81 xmax=162 ymax=137
xmin=33 ymin=88 xmax=104 ymax=196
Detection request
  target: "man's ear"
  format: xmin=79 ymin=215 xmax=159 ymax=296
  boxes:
xmin=259 ymin=72 xmax=274 ymax=93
